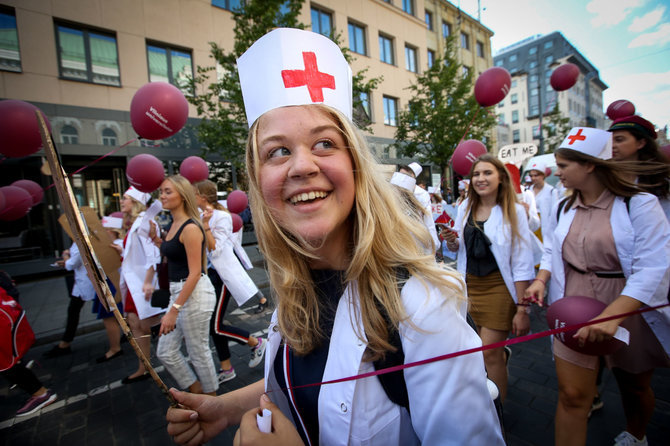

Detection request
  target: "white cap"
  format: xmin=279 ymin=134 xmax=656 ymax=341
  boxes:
xmin=458 ymin=179 xmax=470 ymax=190
xmin=390 ymin=172 xmax=416 ymax=192
xmin=427 ymin=186 xmax=438 ymax=194
xmin=237 ymin=28 xmax=353 ymax=127
xmin=408 ymin=162 xmax=423 ymax=177
xmin=527 ymin=159 xmax=546 ymax=175
xmin=559 ymin=127 xmax=612 ymax=160
xmin=125 ymin=186 xmax=151 ymax=205
xmin=101 ymin=216 xmax=123 ymax=229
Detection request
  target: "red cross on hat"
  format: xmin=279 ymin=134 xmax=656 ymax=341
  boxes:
xmin=567 ymin=128 xmax=587 ymax=145
xmin=282 ymin=52 xmax=335 ymax=102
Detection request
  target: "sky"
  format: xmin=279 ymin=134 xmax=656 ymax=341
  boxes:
xmin=453 ymin=0 xmax=670 ymax=132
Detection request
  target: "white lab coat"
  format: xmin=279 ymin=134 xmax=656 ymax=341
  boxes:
xmin=120 ymin=213 xmax=163 ymax=320
xmin=540 ymin=193 xmax=670 ymax=355
xmin=454 ymin=200 xmax=536 ymax=304
xmin=64 ymin=242 xmax=96 ymax=301
xmin=532 ymin=183 xmax=558 ymax=238
xmin=205 ymin=209 xmax=258 ymax=306
xmin=414 ymin=186 xmax=440 ymax=251
xmin=519 ymin=189 xmax=540 ymax=232
xmin=264 ymin=276 xmax=504 ymax=445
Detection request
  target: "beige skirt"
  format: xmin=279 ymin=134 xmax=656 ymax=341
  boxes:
xmin=466 ymin=270 xmax=517 ymax=332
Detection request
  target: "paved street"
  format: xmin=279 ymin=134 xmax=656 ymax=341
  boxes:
xmin=1 ymin=251 xmax=668 ymax=445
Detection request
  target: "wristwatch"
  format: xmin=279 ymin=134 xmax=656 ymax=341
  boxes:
xmin=172 ymin=303 xmax=182 ymax=312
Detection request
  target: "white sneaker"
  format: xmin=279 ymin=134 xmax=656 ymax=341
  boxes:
xmin=249 ymin=338 xmax=266 ymax=368
xmin=614 ymin=431 xmax=648 ymax=446
xmin=217 ymin=367 xmax=236 ymax=384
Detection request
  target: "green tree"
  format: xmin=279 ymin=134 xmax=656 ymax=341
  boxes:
xmin=541 ymin=104 xmax=571 ymax=153
xmin=392 ymin=35 xmax=497 ymax=187
xmin=186 ymin=0 xmax=381 ymax=169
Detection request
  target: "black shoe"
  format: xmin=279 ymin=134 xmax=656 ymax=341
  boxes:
xmin=121 ymin=373 xmax=150 ymax=384
xmin=43 ymin=345 xmax=71 ymax=358
xmin=254 ymin=301 xmax=268 ymax=314
xmin=96 ymin=350 xmax=123 ymax=363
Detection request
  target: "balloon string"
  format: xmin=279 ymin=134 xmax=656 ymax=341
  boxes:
xmin=268 ymin=301 xmax=670 ymax=394
xmin=457 ymin=106 xmax=481 ymax=145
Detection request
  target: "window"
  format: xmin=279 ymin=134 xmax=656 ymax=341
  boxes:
xmin=530 ymin=104 xmax=539 ymax=115
xmin=442 ymin=21 xmax=451 ymax=38
xmin=511 ymin=93 xmax=518 ymax=104
xmin=544 ymin=40 xmax=553 ymax=49
xmin=545 ymin=55 xmax=553 ymax=65
xmin=379 ymin=34 xmax=394 ymax=65
xmin=512 ymin=110 xmax=519 ymax=123
xmin=461 ymin=66 xmax=470 ymax=78
xmin=56 ymin=22 xmax=120 ymax=86
xmin=513 ymin=129 xmax=520 ymax=143
xmin=511 ymin=80 xmax=517 ymax=88
xmin=348 ymin=22 xmax=366 ymax=55
xmin=102 ymin=128 xmax=117 ymax=146
xmin=405 ymin=45 xmax=417 ymax=72
xmin=476 ymin=41 xmax=484 ymax=58
xmin=509 ymin=54 xmax=517 ymax=63
xmin=0 ymin=7 xmax=21 ymax=72
xmin=359 ymin=91 xmax=371 ymax=120
xmin=532 ymin=125 xmax=540 ymax=138
xmin=383 ymin=96 xmax=398 ymax=126
xmin=529 ymin=74 xmax=538 ymax=84
xmin=495 ymin=59 xmax=503 ymax=66
xmin=311 ymin=7 xmax=332 ymax=37
xmin=529 ymin=46 xmax=537 ymax=55
xmin=211 ymin=0 xmax=242 ymax=11
xmin=528 ymin=61 xmax=537 ymax=70
xmin=498 ymin=100 xmax=504 ymax=108
xmin=147 ymin=42 xmax=193 ymax=91
xmin=460 ymin=32 xmax=469 ymax=50
xmin=427 ymin=49 xmax=435 ymax=68
xmin=425 ymin=10 xmax=433 ymax=30
xmin=61 ymin=125 xmax=79 ymax=144
xmin=498 ymin=113 xmax=505 ymax=124
xmin=403 ymin=0 xmax=414 ymax=15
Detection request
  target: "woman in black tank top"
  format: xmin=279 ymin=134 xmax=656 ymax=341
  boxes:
xmin=155 ymin=175 xmax=218 ymax=396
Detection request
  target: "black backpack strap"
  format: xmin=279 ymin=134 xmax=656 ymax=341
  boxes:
xmin=373 ymin=267 xmax=410 ymax=411
xmin=556 ymin=197 xmax=569 ymax=223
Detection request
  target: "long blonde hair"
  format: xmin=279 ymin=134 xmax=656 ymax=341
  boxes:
xmin=164 ymin=174 xmax=207 ymax=269
xmin=246 ymin=104 xmax=463 ymax=359
xmin=123 ymin=197 xmax=146 ymax=231
xmin=465 ymin=154 xmax=522 ymax=248
xmin=194 ymin=180 xmax=226 ymax=211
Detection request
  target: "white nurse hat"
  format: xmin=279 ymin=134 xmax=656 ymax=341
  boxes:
xmin=559 ymin=127 xmax=612 ymax=160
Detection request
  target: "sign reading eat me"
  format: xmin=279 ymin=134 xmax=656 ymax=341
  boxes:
xmin=497 ymin=143 xmax=538 ymax=166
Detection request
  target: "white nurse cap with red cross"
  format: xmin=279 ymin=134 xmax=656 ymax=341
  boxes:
xmin=559 ymin=127 xmax=612 ymax=160
xmin=237 ymin=28 xmax=353 ymax=127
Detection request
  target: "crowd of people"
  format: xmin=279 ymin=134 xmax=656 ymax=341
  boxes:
xmin=3 ymin=27 xmax=668 ymax=446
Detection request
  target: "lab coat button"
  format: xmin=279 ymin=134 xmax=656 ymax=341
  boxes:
xmin=340 ymin=403 xmax=348 ymax=413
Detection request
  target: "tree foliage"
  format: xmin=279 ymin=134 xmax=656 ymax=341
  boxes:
xmin=392 ymin=35 xmax=497 ymax=183
xmin=185 ymin=0 xmax=381 ymax=167
xmin=541 ymin=104 xmax=571 ymax=153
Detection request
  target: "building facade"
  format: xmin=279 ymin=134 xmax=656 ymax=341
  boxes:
xmin=493 ymin=31 xmax=607 ymax=152
xmin=0 ymin=0 xmax=493 ymax=272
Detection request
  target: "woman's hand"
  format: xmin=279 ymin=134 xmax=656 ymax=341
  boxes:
xmin=524 ymin=279 xmax=545 ymax=307
xmin=233 ymin=395 xmax=304 ymax=446
xmin=573 ymin=314 xmax=620 ymax=347
xmin=202 ymin=206 xmax=213 ymax=225
xmin=160 ymin=307 xmax=179 ymax=335
xmin=512 ymin=309 xmax=530 ymax=336
xmin=110 ymin=243 xmax=123 ymax=255
xmin=166 ymin=388 xmax=232 ymax=445
xmin=143 ymin=282 xmax=155 ymax=301
xmin=440 ymin=228 xmax=458 ymax=251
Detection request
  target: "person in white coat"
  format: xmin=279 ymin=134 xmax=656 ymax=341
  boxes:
xmin=165 ymin=28 xmax=504 ymax=446
xmin=525 ymin=127 xmax=670 ymax=446
xmin=115 ymin=186 xmax=163 ymax=384
xmin=399 ymin=162 xmax=441 ymax=251
xmin=526 ymin=159 xmax=558 ymax=241
xmin=443 ymin=153 xmax=535 ymax=402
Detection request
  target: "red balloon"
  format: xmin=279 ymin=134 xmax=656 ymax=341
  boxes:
xmin=130 ymin=82 xmax=189 ymax=140
xmin=0 ymin=185 xmax=33 ymax=221
xmin=0 ymin=100 xmax=52 ymax=158
xmin=546 ymin=296 xmax=626 ymax=356
xmin=126 ymin=153 xmax=165 ymax=193
xmin=0 ymin=189 xmax=4 ymax=212
xmin=231 ymin=213 xmax=243 ymax=232
xmin=606 ymin=100 xmax=636 ymax=121
xmin=504 ymin=164 xmax=521 ymax=194
xmin=110 ymin=211 xmax=124 ymax=218
xmin=550 ymin=63 xmax=580 ymax=91
xmin=11 ymin=179 xmax=43 ymax=206
xmin=452 ymin=140 xmax=487 ymax=176
xmin=227 ymin=190 xmax=248 ymax=214
xmin=179 ymin=156 xmax=209 ymax=183
xmin=474 ymin=67 xmax=512 ymax=107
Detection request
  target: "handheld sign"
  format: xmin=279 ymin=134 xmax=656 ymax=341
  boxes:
xmin=497 ymin=143 xmax=537 ymax=167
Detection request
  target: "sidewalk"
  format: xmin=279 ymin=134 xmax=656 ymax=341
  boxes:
xmin=1 ymin=251 xmax=668 ymax=445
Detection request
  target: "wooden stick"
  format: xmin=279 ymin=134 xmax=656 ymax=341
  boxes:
xmin=36 ymin=111 xmax=178 ymax=407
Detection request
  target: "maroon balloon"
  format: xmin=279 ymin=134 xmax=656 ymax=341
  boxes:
xmin=11 ymin=179 xmax=43 ymax=206
xmin=179 ymin=156 xmax=209 ymax=183
xmin=231 ymin=213 xmax=243 ymax=232
xmin=0 ymin=188 xmax=4 ymax=212
xmin=0 ymin=100 xmax=52 ymax=158
xmin=474 ymin=67 xmax=512 ymax=107
xmin=227 ymin=190 xmax=248 ymax=214
xmin=550 ymin=63 xmax=580 ymax=91
xmin=546 ymin=296 xmax=625 ymax=356
xmin=660 ymin=144 xmax=670 ymax=160
xmin=452 ymin=140 xmax=487 ymax=176
xmin=606 ymin=100 xmax=636 ymax=121
xmin=110 ymin=211 xmax=124 ymax=218
xmin=126 ymin=153 xmax=165 ymax=193
xmin=130 ymin=82 xmax=189 ymax=140
xmin=0 ymin=185 xmax=33 ymax=221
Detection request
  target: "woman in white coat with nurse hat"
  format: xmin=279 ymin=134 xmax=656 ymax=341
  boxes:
xmin=525 ymin=127 xmax=670 ymax=446
xmin=165 ymin=28 xmax=504 ymax=445
xmin=116 ymin=186 xmax=164 ymax=384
